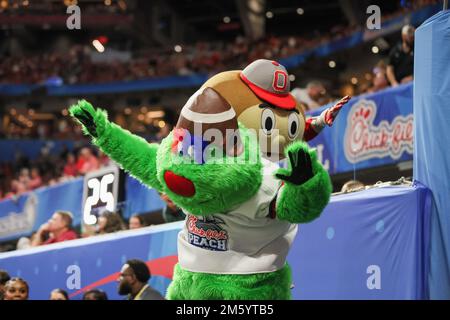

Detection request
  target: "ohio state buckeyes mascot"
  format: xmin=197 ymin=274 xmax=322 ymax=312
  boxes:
xmin=200 ymin=59 xmax=350 ymax=162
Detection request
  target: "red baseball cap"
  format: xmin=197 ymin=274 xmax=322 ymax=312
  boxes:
xmin=240 ymin=59 xmax=296 ymax=110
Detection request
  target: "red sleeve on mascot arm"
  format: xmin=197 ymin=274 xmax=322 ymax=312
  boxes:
xmin=303 ymin=118 xmax=319 ymax=142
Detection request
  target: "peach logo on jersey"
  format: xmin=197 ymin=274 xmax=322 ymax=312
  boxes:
xmin=344 ymin=100 xmax=413 ymax=163
xmin=187 ymin=215 xmax=228 ymax=251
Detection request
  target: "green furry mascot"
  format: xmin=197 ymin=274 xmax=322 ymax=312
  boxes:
xmin=70 ymin=86 xmax=332 ymax=300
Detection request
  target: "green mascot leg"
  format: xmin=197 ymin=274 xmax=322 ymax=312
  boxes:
xmin=166 ymin=264 xmax=292 ymax=300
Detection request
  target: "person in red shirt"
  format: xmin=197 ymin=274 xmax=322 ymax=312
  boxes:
xmin=76 ymin=147 xmax=100 ymax=175
xmin=28 ymin=167 xmax=43 ymax=190
xmin=63 ymin=153 xmax=79 ymax=177
xmin=31 ymin=211 xmax=78 ymax=246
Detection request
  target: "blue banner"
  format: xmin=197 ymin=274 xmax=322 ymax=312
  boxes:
xmin=414 ymin=9 xmax=450 ymax=299
xmin=0 ymin=139 xmax=74 ymax=162
xmin=0 ymin=175 xmax=162 ymax=241
xmin=46 ymin=74 xmax=209 ymax=96
xmin=0 ymin=183 xmax=431 ymax=299
xmin=0 ymin=74 xmax=209 ymax=96
xmin=0 ymin=179 xmax=83 ymax=242
xmin=289 ymin=181 xmax=431 ymax=299
xmin=123 ymin=176 xmax=165 ymax=219
xmin=307 ymin=83 xmax=413 ymax=175
xmin=0 ymin=223 xmax=179 ymax=300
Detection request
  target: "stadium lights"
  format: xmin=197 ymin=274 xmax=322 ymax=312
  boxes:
xmin=97 ymin=35 xmax=109 ymax=45
xmin=174 ymin=45 xmax=182 ymax=53
xmin=29 ymin=113 xmax=55 ymax=120
xmin=371 ymin=46 xmax=380 ymax=54
xmin=266 ymin=11 xmax=274 ymax=19
xmin=92 ymin=40 xmax=105 ymax=53
xmin=147 ymin=110 xmax=165 ymax=118
xmin=328 ymin=60 xmax=336 ymax=68
xmin=223 ymin=16 xmax=231 ymax=24
xmin=297 ymin=8 xmax=304 ymax=15
xmin=64 ymin=0 xmax=78 ymax=6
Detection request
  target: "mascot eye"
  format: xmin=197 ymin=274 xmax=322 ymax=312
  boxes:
xmin=177 ymin=142 xmax=184 ymax=156
xmin=288 ymin=112 xmax=300 ymax=140
xmin=261 ymin=108 xmax=276 ymax=135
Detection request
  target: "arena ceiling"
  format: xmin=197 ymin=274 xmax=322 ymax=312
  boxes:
xmin=0 ymin=0 xmax=402 ymax=46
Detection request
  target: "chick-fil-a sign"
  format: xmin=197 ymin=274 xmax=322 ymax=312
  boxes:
xmin=344 ymin=100 xmax=413 ymax=163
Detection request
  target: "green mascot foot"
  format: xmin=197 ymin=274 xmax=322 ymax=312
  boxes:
xmin=167 ymin=263 xmax=292 ymax=300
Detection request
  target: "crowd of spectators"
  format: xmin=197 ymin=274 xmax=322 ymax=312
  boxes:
xmin=0 ymin=113 xmax=172 ymax=200
xmin=0 ymin=144 xmax=110 ymax=201
xmin=295 ymin=23 xmax=415 ymax=112
xmin=0 ymin=113 xmax=179 ymax=255
xmin=0 ymin=140 xmax=185 ymax=251
xmin=0 ymin=0 xmax=430 ymax=86
xmin=0 ymin=258 xmax=165 ymax=300
xmin=0 ymin=27 xmax=357 ymax=85
xmin=12 ymin=194 xmax=184 ymax=252
xmin=0 ymin=117 xmax=85 ymax=140
xmin=0 ymin=20 xmax=416 ymax=198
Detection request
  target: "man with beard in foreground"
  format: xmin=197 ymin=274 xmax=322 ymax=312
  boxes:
xmin=117 ymin=259 xmax=165 ymax=300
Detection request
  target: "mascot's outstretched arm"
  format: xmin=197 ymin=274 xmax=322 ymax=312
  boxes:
xmin=275 ymin=141 xmax=332 ymax=223
xmin=304 ymin=95 xmax=351 ymax=141
xmin=69 ymin=100 xmax=162 ymax=192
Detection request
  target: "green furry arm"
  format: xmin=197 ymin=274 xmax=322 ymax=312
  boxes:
xmin=69 ymin=100 xmax=162 ymax=191
xmin=275 ymin=142 xmax=332 ymax=223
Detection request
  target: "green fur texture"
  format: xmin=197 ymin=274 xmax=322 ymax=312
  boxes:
xmin=70 ymin=100 xmax=262 ymax=216
xmin=156 ymin=125 xmax=262 ymax=216
xmin=69 ymin=100 xmax=162 ymax=191
xmin=167 ymin=263 xmax=292 ymax=300
xmin=275 ymin=141 xmax=332 ymax=223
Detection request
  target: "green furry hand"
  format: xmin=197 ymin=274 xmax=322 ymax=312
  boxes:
xmin=69 ymin=99 xmax=162 ymax=192
xmin=275 ymin=141 xmax=332 ymax=224
xmin=275 ymin=143 xmax=314 ymax=186
xmin=69 ymin=100 xmax=106 ymax=138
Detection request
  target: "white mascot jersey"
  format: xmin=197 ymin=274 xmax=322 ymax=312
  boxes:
xmin=177 ymin=158 xmax=298 ymax=274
